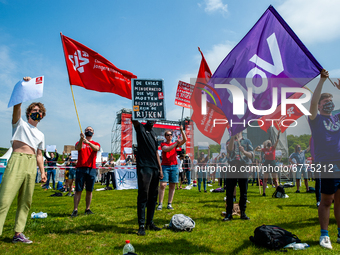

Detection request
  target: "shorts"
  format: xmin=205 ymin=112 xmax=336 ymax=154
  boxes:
xmin=295 ymin=165 xmax=308 ymax=179
xmin=321 ymin=178 xmax=340 ymax=194
xmin=75 ymin=167 xmax=96 ymax=192
xmin=69 ymin=168 xmax=76 ymax=179
xmin=161 ymin=165 xmax=179 ymax=183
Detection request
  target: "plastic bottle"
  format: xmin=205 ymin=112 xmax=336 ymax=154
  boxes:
xmin=31 ymin=212 xmax=48 ymax=219
xmin=123 ymin=240 xmax=135 ymax=254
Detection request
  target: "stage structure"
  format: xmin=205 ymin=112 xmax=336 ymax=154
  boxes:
xmin=111 ymin=109 xmax=193 ymax=158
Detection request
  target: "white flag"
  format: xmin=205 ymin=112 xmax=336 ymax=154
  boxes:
xmin=8 ymin=76 xmax=44 ymax=108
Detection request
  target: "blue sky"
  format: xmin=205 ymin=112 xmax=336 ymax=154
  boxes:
xmin=1 ymin=0 xmax=340 ymax=153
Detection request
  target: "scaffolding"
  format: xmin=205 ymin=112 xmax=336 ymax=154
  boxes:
xmin=111 ymin=108 xmax=132 ymax=154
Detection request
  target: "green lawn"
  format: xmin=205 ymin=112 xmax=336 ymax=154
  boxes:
xmin=0 ymin=181 xmax=338 ymax=254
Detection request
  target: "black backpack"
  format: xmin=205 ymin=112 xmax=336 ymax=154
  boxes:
xmin=272 ymin=185 xmax=285 ymax=198
xmin=250 ymin=225 xmax=301 ymax=250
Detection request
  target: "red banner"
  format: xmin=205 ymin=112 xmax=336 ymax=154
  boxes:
xmin=121 ymin=113 xmax=133 ymax=159
xmin=175 ymin=81 xmax=194 ymax=109
xmin=190 ymin=48 xmax=229 ymax=144
xmin=61 ymin=33 xmax=137 ymax=99
xmin=258 ymin=92 xmax=304 ymax=132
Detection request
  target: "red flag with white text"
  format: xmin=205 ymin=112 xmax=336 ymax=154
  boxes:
xmin=190 ymin=48 xmax=229 ymax=144
xmin=61 ymin=33 xmax=137 ymax=99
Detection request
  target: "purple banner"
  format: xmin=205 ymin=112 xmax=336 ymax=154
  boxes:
xmin=207 ymin=5 xmax=322 ymax=136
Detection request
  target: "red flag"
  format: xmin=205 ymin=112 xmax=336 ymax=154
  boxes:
xmin=190 ymin=48 xmax=229 ymax=144
xmin=258 ymin=92 xmax=304 ymax=132
xmin=61 ymin=33 xmax=137 ymax=99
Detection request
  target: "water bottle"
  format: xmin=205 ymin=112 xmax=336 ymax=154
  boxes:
xmin=123 ymin=240 xmax=135 ymax=254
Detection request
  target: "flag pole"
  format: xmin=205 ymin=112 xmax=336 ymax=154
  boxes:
xmin=180 ymin=107 xmax=184 ymax=126
xmin=60 ymin=32 xmax=82 ymax=133
xmin=70 ymin=85 xmax=83 ymax=132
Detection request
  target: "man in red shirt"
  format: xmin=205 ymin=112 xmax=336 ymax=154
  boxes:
xmin=71 ymin=126 xmax=100 ymax=217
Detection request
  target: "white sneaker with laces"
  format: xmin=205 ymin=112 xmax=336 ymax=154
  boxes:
xmin=167 ymin=204 xmax=174 ymax=210
xmin=157 ymin=204 xmax=162 ymax=211
xmin=320 ymin=236 xmax=332 ymax=249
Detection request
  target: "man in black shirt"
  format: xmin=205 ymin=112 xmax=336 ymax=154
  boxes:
xmin=132 ymin=120 xmax=163 ymax=236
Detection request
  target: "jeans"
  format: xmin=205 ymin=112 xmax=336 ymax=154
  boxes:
xmin=185 ymin=171 xmax=191 ymax=185
xmin=46 ymin=169 xmax=56 ymax=189
xmin=197 ymin=178 xmax=206 ymax=191
xmin=106 ymin=172 xmax=116 ymax=189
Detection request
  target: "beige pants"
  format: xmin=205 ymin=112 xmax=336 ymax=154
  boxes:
xmin=0 ymin=152 xmax=37 ymax=235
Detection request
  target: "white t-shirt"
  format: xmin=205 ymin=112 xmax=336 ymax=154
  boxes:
xmin=11 ymin=118 xmax=45 ymax=153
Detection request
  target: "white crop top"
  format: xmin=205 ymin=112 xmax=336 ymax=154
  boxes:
xmin=11 ymin=118 xmax=45 ymax=152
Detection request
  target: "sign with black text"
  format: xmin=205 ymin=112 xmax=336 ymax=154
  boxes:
xmin=132 ymin=79 xmax=166 ymax=120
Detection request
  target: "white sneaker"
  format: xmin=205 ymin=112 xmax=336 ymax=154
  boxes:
xmin=320 ymin=236 xmax=332 ymax=249
xmin=157 ymin=204 xmax=162 ymax=211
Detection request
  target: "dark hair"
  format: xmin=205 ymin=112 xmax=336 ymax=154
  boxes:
xmin=26 ymin=102 xmax=46 ymax=120
xmin=318 ymin=93 xmax=333 ymax=104
xmin=295 ymin=144 xmax=301 ymax=152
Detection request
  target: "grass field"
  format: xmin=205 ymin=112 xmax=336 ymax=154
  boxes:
xmin=0 ymin=180 xmax=338 ymax=254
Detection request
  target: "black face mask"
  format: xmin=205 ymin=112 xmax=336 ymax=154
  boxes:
xmin=30 ymin=112 xmax=42 ymax=121
xmin=267 ymin=143 xmax=271 ymax=148
xmin=85 ymin=131 xmax=93 ymax=137
xmin=323 ymin=101 xmax=335 ymax=113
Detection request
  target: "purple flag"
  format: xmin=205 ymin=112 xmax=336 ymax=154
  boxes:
xmin=206 ymin=5 xmax=322 ymax=136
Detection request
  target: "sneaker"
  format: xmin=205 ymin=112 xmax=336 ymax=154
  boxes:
xmin=167 ymin=204 xmax=174 ymax=210
xmin=85 ymin=209 xmax=94 ymax=215
xmin=12 ymin=233 xmax=33 ymax=244
xmin=157 ymin=204 xmax=162 ymax=211
xmin=317 ymin=201 xmax=321 ymax=207
xmin=320 ymin=236 xmax=332 ymax=249
xmin=146 ymin=223 xmax=162 ymax=231
xmin=222 ymin=214 xmax=233 ymax=221
xmin=71 ymin=210 xmax=78 ymax=217
xmin=262 ymin=193 xmax=266 ymax=196
xmin=295 ymin=190 xmax=300 ymax=193
xmin=240 ymin=212 xmax=250 ymax=220
xmin=137 ymin=226 xmax=146 ymax=236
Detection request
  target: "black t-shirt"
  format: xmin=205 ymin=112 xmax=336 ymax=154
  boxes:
xmin=134 ymin=122 xmax=159 ymax=168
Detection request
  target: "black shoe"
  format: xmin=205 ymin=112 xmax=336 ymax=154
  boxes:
xmin=222 ymin=214 xmax=233 ymax=221
xmin=262 ymin=193 xmax=266 ymax=196
xmin=71 ymin=210 xmax=78 ymax=217
xmin=137 ymin=226 xmax=146 ymax=236
xmin=240 ymin=212 xmax=250 ymax=220
xmin=204 ymin=190 xmax=207 ymax=193
xmin=85 ymin=209 xmax=94 ymax=215
xmin=295 ymin=190 xmax=300 ymax=193
xmin=146 ymin=223 xmax=162 ymax=231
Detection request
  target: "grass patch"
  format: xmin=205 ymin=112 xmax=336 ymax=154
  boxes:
xmin=0 ymin=181 xmax=338 ymax=254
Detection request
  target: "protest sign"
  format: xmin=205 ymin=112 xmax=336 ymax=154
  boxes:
xmin=8 ymin=76 xmax=44 ymax=108
xmin=132 ymin=79 xmax=165 ymax=121
xmin=71 ymin=150 xmax=78 ymax=160
xmin=46 ymin=145 xmax=56 ymax=152
xmin=175 ymin=81 xmax=194 ymax=109
xmin=64 ymin=145 xmax=75 ymax=154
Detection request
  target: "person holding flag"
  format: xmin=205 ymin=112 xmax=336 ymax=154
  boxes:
xmin=0 ymin=77 xmax=47 ymax=244
xmin=308 ymin=69 xmax=340 ymax=249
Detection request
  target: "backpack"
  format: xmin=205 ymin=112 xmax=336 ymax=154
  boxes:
xmin=250 ymin=225 xmax=301 ymax=250
xmin=272 ymin=185 xmax=285 ymax=198
xmin=169 ymin=214 xmax=195 ymax=232
xmin=57 ymin=181 xmax=63 ymax=191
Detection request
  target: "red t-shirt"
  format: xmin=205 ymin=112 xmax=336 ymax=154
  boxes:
xmin=75 ymin=140 xmax=100 ymax=168
xmin=161 ymin=142 xmax=178 ymax=165
xmin=261 ymin=146 xmax=275 ymax=161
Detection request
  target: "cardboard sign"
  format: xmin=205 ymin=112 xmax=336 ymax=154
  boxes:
xmin=64 ymin=145 xmax=75 ymax=154
xmin=132 ymin=79 xmax=165 ymax=121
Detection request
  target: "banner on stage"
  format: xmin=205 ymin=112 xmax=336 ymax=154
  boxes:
xmin=114 ymin=166 xmax=138 ymax=190
xmin=175 ymin=81 xmax=194 ymax=109
xmin=132 ymin=79 xmax=166 ymax=121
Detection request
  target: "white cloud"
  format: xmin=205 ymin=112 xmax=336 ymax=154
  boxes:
xmin=204 ymin=41 xmax=234 ymax=73
xmin=277 ymin=0 xmax=340 ymax=44
xmin=199 ymin=0 xmax=228 ymax=14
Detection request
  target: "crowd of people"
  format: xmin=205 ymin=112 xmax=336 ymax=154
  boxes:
xmin=1 ymin=70 xmax=340 ymax=251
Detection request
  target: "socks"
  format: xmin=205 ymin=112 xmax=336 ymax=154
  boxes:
xmin=321 ymin=229 xmax=329 ymax=237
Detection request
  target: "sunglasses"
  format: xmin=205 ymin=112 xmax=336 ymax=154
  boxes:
xmin=165 ymin=134 xmax=172 ymax=137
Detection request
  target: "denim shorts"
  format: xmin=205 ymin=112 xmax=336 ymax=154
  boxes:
xmin=296 ymin=165 xmax=308 ymax=179
xmin=161 ymin=165 xmax=179 ymax=183
xmin=69 ymin=168 xmax=76 ymax=179
xmin=75 ymin=167 xmax=96 ymax=192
